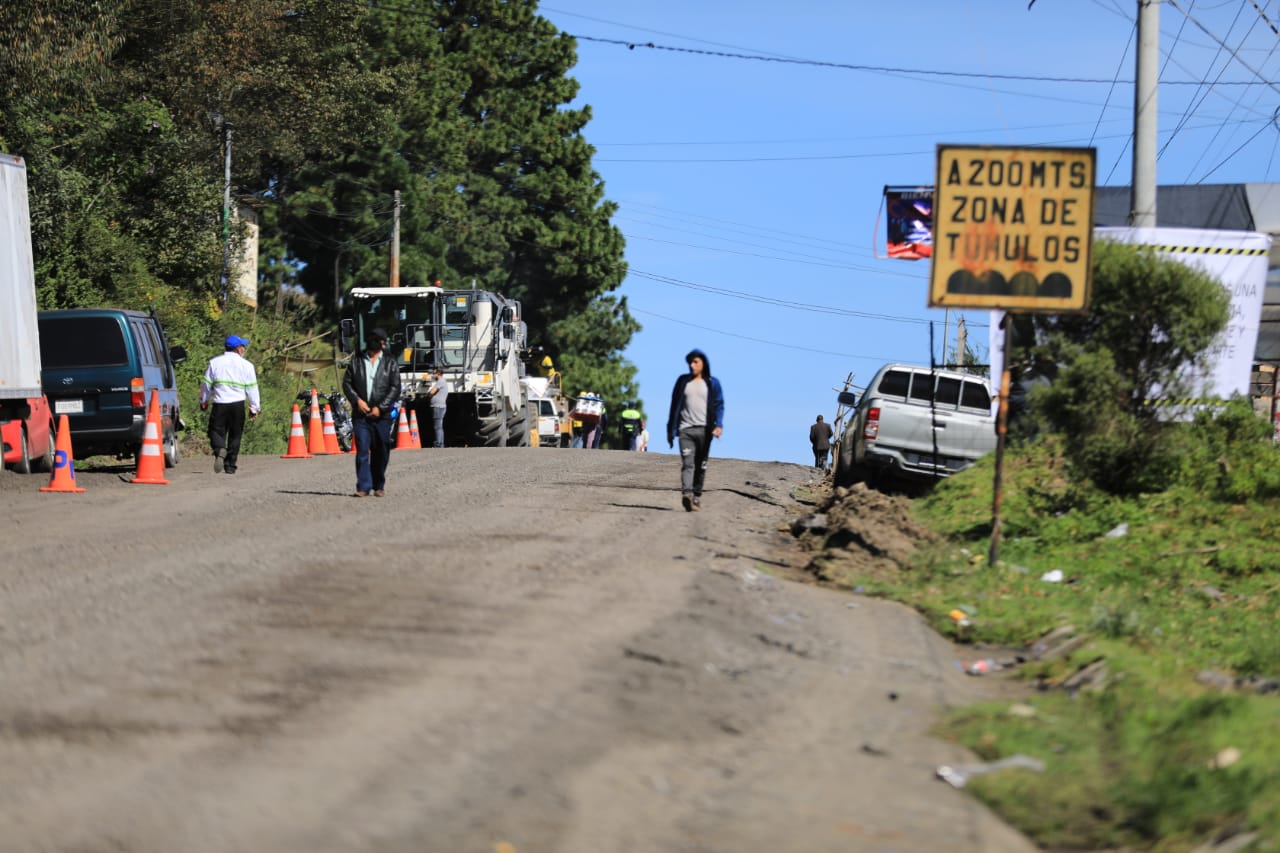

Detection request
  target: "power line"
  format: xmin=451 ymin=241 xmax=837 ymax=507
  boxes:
xmin=1165 ymin=0 xmax=1280 ymax=96
xmin=569 ymin=32 xmax=1279 ymax=86
xmin=630 ymin=308 xmax=913 ymax=362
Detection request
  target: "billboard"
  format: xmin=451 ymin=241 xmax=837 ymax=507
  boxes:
xmin=930 ymin=145 xmax=1096 ymax=313
xmin=884 ymin=186 xmax=933 ymax=260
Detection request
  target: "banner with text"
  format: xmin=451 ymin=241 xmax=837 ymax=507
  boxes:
xmin=990 ymin=226 xmax=1271 ymax=407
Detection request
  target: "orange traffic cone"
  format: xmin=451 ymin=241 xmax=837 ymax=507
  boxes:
xmin=39 ymin=414 xmax=86 ymax=493
xmin=306 ymin=390 xmax=329 ymax=455
xmin=395 ymin=408 xmax=415 ymax=449
xmin=322 ymin=405 xmax=342 ymax=455
xmin=130 ymin=391 xmax=169 ymax=485
xmin=280 ymin=405 xmax=313 ymax=458
xmin=408 ymin=409 xmax=423 ymax=449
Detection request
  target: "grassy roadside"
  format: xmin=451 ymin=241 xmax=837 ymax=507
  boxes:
xmin=811 ymin=437 xmax=1280 ymax=851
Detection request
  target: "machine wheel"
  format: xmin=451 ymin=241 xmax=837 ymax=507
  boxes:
xmin=477 ymin=415 xmax=505 ymax=447
xmin=507 ymin=410 xmax=529 ymax=447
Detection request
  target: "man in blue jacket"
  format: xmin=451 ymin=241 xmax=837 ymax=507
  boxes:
xmin=666 ymin=348 xmax=724 ymax=512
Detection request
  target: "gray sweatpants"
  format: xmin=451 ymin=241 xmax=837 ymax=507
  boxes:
xmin=678 ymin=426 xmax=711 ymax=497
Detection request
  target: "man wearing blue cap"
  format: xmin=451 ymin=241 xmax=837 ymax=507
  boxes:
xmin=199 ymin=335 xmax=261 ymax=474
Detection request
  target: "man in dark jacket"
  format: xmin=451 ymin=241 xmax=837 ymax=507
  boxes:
xmin=809 ymin=414 xmax=833 ymax=470
xmin=666 ymin=348 xmax=725 ymax=512
xmin=342 ymin=327 xmax=402 ymax=497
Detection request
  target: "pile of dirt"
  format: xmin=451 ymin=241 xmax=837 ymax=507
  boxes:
xmin=795 ymin=481 xmax=939 ymax=586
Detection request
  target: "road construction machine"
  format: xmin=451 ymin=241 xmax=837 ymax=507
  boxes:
xmin=341 ymin=285 xmax=531 ymax=447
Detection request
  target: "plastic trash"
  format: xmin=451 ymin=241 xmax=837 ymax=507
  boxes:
xmin=1040 ymin=569 xmax=1064 ymax=583
xmin=1104 ymin=522 xmax=1129 ymax=539
xmin=949 ymin=608 xmax=972 ymax=628
xmin=965 ymin=659 xmax=999 ymax=675
xmin=936 ymin=754 xmax=1046 ymax=788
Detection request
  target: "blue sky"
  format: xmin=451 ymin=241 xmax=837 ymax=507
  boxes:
xmin=539 ymin=1 xmax=1280 ymax=464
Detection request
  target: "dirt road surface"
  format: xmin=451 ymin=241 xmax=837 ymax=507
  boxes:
xmin=0 ymin=448 xmax=1036 ymax=852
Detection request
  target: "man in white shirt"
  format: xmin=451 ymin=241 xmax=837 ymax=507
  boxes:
xmin=199 ymin=335 xmax=261 ymax=474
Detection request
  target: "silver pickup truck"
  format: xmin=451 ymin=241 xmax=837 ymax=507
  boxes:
xmin=833 ymin=363 xmax=997 ymax=486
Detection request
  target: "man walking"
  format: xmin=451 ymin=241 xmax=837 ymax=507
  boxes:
xmin=342 ymin=327 xmax=401 ymax=497
xmin=619 ymin=402 xmax=643 ymax=450
xmin=666 ymin=348 xmax=724 ymax=512
xmin=199 ymin=334 xmax=260 ymax=475
xmin=426 ymin=366 xmax=448 ymax=448
xmin=810 ymin=414 xmax=834 ymax=471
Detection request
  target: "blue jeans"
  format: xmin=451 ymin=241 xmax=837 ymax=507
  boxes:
xmin=431 ymin=406 xmax=446 ymax=448
xmin=353 ymin=416 xmax=394 ymax=492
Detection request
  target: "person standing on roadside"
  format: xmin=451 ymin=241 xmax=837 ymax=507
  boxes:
xmin=199 ymin=334 xmax=260 ymax=475
xmin=342 ymin=327 xmax=401 ymax=497
xmin=666 ymin=348 xmax=724 ymax=512
xmin=426 ymin=367 xmax=448 ymax=448
xmin=809 ymin=414 xmax=833 ymax=471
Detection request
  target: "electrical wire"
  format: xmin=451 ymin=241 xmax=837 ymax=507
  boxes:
xmin=629 ymin=307 xmax=916 ymax=362
xmin=569 ymin=32 xmax=1277 ymax=87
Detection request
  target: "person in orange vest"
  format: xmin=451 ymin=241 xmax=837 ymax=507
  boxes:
xmin=342 ymin=327 xmax=401 ymax=497
xmin=199 ymin=335 xmax=260 ymax=475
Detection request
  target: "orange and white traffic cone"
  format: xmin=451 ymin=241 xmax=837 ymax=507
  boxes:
xmin=322 ymin=405 xmax=342 ymax=455
xmin=130 ymin=391 xmax=169 ymax=485
xmin=39 ymin=414 xmax=86 ymax=493
xmin=280 ymin=405 xmax=313 ymax=459
xmin=408 ymin=409 xmax=423 ymax=449
xmin=395 ymin=408 xmax=415 ymax=449
xmin=306 ymin=390 xmax=329 ymax=455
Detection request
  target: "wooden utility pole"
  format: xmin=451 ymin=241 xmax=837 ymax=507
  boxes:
xmin=390 ymin=189 xmax=401 ymax=287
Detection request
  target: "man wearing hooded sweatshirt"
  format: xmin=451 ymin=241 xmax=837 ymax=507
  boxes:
xmin=666 ymin=348 xmax=725 ymax=512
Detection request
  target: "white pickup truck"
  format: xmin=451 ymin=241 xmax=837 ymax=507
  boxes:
xmin=833 ymin=363 xmax=997 ymax=486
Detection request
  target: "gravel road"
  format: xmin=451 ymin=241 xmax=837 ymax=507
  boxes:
xmin=0 ymin=447 xmax=1035 ymax=852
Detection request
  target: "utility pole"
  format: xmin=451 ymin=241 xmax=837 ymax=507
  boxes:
xmin=956 ymin=316 xmax=968 ymax=371
xmin=390 ymin=189 xmax=401 ymax=287
xmin=1131 ymin=0 xmax=1159 ymax=227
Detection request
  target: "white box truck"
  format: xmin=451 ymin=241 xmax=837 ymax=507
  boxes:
xmin=0 ymin=152 xmax=57 ymax=474
xmin=0 ymin=153 xmax=43 ymax=416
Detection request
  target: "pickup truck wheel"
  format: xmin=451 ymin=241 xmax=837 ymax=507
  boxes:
xmin=833 ymin=437 xmax=856 ymax=487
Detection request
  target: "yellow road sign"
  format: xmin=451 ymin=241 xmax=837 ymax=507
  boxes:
xmin=929 ymin=145 xmax=1095 ymax=313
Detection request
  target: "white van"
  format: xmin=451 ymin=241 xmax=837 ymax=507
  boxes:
xmin=833 ymin=363 xmax=996 ymax=486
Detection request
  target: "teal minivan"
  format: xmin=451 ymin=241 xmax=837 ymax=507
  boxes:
xmin=38 ymin=308 xmax=187 ymax=466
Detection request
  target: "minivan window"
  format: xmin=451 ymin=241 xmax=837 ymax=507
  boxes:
xmin=39 ymin=317 xmax=128 ymax=368
xmin=132 ymin=320 xmax=156 ymax=365
xmin=961 ymin=380 xmax=992 ymax=410
xmin=877 ymin=370 xmax=910 ymax=398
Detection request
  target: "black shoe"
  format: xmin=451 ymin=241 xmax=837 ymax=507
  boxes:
xmin=213 ymin=450 xmax=224 ymax=474
xmin=224 ymin=467 xmax=236 ymax=474
xmin=682 ymin=494 xmax=693 ymax=512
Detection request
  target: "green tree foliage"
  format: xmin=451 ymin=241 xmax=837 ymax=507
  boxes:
xmin=1018 ymin=240 xmax=1232 ymax=494
xmin=1 ymin=0 xmax=638 ymax=447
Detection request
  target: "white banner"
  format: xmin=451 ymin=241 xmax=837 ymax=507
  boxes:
xmin=991 ymin=226 xmax=1271 ymax=406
